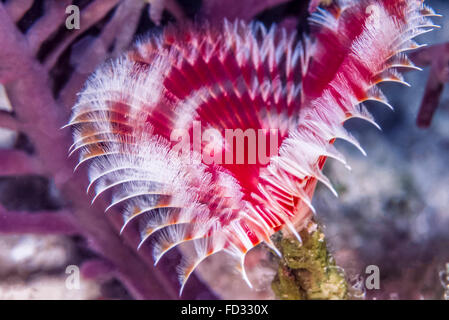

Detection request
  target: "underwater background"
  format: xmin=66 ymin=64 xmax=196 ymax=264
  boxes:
xmin=0 ymin=0 xmax=448 ymax=299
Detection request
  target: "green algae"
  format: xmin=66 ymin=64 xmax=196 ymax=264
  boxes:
xmin=271 ymin=225 xmax=348 ymax=300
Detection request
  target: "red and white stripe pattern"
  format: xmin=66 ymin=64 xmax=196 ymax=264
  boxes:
xmin=67 ymin=0 xmax=439 ymax=294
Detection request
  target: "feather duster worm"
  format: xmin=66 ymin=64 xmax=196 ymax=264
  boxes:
xmin=66 ymin=0 xmax=439 ymax=294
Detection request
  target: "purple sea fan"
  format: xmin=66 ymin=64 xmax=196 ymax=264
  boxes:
xmin=66 ymin=0 xmax=439 ymax=294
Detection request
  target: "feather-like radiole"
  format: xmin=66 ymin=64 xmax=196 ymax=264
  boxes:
xmin=67 ymin=0 xmax=438 ymax=295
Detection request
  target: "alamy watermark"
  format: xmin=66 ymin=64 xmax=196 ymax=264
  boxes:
xmin=65 ymin=265 xmax=81 ymax=290
xmin=65 ymin=5 xmax=80 ymax=30
xmin=170 ymin=121 xmax=280 ymax=165
xmin=365 ymin=265 xmax=380 ymax=290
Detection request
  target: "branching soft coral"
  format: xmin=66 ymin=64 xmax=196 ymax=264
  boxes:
xmin=0 ymin=0 xmax=216 ymax=300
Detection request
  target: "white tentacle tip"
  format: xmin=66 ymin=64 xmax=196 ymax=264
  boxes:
xmin=136 ymin=238 xmax=147 ymax=251
xmin=264 ymin=240 xmax=282 ymax=258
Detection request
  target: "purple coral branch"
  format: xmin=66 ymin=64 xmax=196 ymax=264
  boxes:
xmin=111 ymin=1 xmax=145 ymax=56
xmin=58 ymin=0 xmax=144 ymax=111
xmin=200 ymin=0 xmax=292 ymax=21
xmin=26 ymin=0 xmax=73 ymax=54
xmin=149 ymin=0 xmax=186 ymax=25
xmin=0 ymin=206 xmax=79 ymax=235
xmin=80 ymin=259 xmax=116 ymax=280
xmin=410 ymin=43 xmax=449 ymax=128
xmin=4 ymin=0 xmax=33 ymax=23
xmin=417 ymin=65 xmax=446 ymax=128
xmin=308 ymin=0 xmax=321 ymax=13
xmin=0 ymin=2 xmax=217 ymax=300
xmin=0 ymin=110 xmax=19 ymax=131
xmin=0 ymin=150 xmax=42 ymax=176
xmin=43 ymin=0 xmax=120 ymax=70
